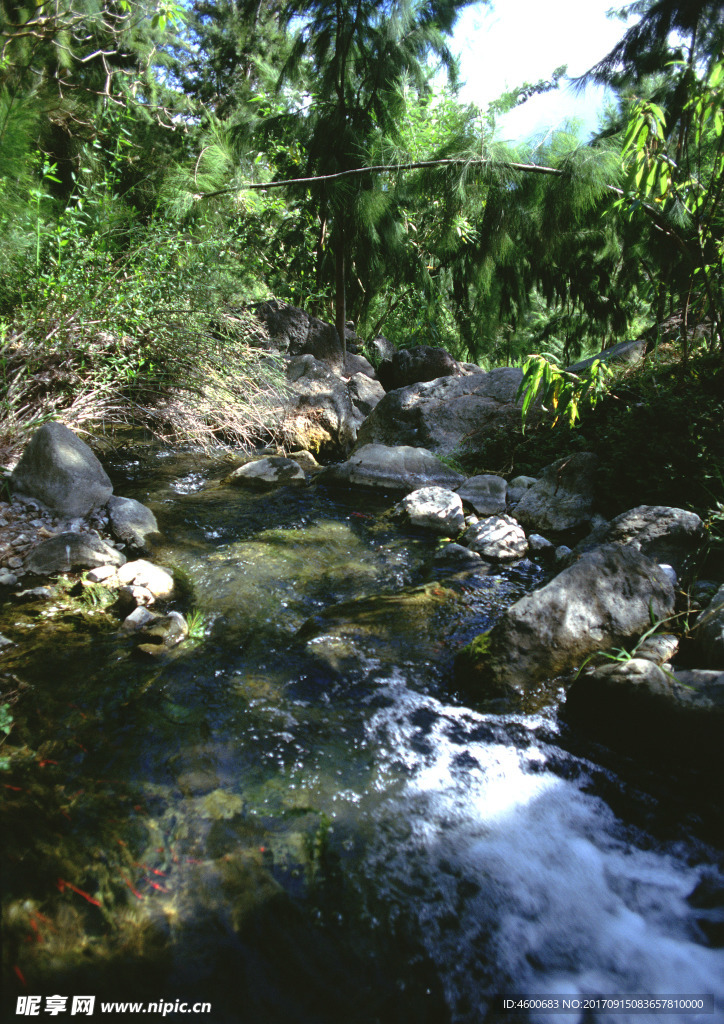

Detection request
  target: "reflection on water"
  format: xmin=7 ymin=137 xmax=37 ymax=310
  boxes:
xmin=1 ymin=447 xmax=722 ymax=1023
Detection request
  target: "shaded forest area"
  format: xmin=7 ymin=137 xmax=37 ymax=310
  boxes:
xmin=1 ymin=0 xmax=723 ymax=489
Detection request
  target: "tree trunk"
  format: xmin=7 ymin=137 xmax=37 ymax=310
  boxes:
xmin=335 ymin=220 xmax=347 ymax=359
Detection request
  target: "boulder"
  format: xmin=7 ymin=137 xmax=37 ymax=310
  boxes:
xmin=564 ymin=660 xmax=724 ymax=768
xmin=344 ymin=352 xmax=376 ymax=379
xmin=347 ymin=373 xmax=385 ymax=419
xmin=377 ymin=345 xmax=461 ymax=391
xmin=506 ymin=475 xmax=537 ymax=506
xmin=318 ymin=443 xmax=464 ymax=494
xmin=456 ymin=474 xmax=507 ymax=516
xmin=513 ymin=453 xmax=599 ymax=533
xmin=692 ymin=584 xmax=724 ymax=668
xmin=228 ymin=456 xmax=306 ymax=490
xmin=25 ymin=532 xmax=125 ymax=575
xmin=252 ymin=300 xmax=345 ymax=372
xmin=455 ymin=544 xmax=675 ymax=696
xmin=10 ymin=422 xmax=113 ymax=517
xmin=600 ymin=505 xmax=704 ymax=577
xmin=369 ymin=336 xmax=395 ymax=365
xmin=283 ymin=354 xmax=360 ymax=451
xmin=527 ymin=533 xmax=555 ymax=561
xmin=398 ymin=487 xmax=465 ymax=535
xmin=356 ymin=368 xmax=528 ymax=458
xmin=462 ymin=515 xmax=528 ymax=562
xmin=107 ymin=495 xmax=161 ymax=553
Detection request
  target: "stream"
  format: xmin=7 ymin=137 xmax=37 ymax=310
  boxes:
xmin=2 ymin=445 xmax=723 ymax=1024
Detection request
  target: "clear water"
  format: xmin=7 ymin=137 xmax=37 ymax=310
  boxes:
xmin=2 ymin=447 xmax=722 ymax=1023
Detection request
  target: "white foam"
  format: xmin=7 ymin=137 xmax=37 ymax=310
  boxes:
xmin=364 ymin=680 xmax=724 ymax=1023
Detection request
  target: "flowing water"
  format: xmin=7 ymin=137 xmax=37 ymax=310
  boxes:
xmin=2 ymin=446 xmax=723 ymax=1024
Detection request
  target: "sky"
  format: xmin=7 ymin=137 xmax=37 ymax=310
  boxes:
xmin=452 ymin=0 xmax=634 ymax=143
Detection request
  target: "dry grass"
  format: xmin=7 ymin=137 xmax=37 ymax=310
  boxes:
xmin=0 ymin=307 xmax=291 ymax=466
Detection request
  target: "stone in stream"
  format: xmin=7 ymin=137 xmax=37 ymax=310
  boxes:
xmin=456 ymin=544 xmax=675 ymax=697
xmin=24 ymin=532 xmax=126 ymax=574
xmin=318 ymin=443 xmax=464 ymax=493
xmin=228 ymin=456 xmax=306 ymax=490
xmin=107 ymin=495 xmax=162 ymax=553
xmin=462 ymin=515 xmax=528 ymax=562
xmin=10 ymin=422 xmax=113 ymax=516
xmin=690 ymin=583 xmax=724 ymax=668
xmin=456 ymin=474 xmax=507 ymax=516
xmin=564 ymin=659 xmax=724 ymax=769
xmin=115 ymin=559 xmax=175 ymax=600
xmin=597 ymin=504 xmax=704 ymax=578
xmin=355 ymin=367 xmax=530 ymax=458
xmin=512 ymin=452 xmax=599 ymax=533
xmin=397 ymin=486 xmax=465 ymax=535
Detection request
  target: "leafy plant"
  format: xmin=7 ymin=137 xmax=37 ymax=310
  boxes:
xmin=517 ymin=353 xmax=612 ymax=430
xmin=575 ymin=607 xmax=688 ymax=679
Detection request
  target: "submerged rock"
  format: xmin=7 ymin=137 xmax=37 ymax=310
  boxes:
xmin=456 ymin=544 xmax=675 ymax=696
xmin=318 ymin=443 xmax=464 ymax=494
xmin=10 ymin=422 xmax=113 ymax=516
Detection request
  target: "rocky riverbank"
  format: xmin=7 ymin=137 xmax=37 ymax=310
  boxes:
xmin=2 ymin=302 xmax=724 ymax=770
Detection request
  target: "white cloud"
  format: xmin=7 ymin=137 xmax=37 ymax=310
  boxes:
xmin=452 ymin=0 xmax=633 ymax=140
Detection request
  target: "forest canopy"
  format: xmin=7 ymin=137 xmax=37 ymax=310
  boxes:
xmin=1 ymin=0 xmax=723 ymax=452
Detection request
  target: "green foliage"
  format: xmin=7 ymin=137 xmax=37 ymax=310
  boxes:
xmin=517 ymin=353 xmax=612 ymax=430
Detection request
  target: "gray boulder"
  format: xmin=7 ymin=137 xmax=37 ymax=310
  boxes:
xmin=565 ymin=660 xmax=724 ymax=768
xmin=506 ymin=475 xmax=537 ymax=506
xmin=319 ymin=443 xmax=464 ymax=494
xmin=455 ymin=544 xmax=675 ymax=696
xmin=369 ymin=336 xmax=395 ymax=364
xmin=377 ymin=345 xmax=461 ymax=391
xmin=356 ymin=368 xmax=528 ymax=458
xmin=462 ymin=514 xmax=528 ymax=561
xmin=600 ymin=505 xmax=704 ymax=577
xmin=25 ymin=532 xmax=125 ymax=575
xmin=344 ymin=352 xmax=376 ymax=379
xmin=456 ymin=474 xmax=507 ymax=515
xmin=347 ymin=372 xmax=385 ymax=419
xmin=107 ymin=495 xmax=161 ymax=553
xmin=228 ymin=456 xmax=306 ymax=490
xmin=253 ymin=300 xmax=345 ymax=372
xmin=10 ymin=422 xmax=113 ymax=517
xmin=432 ymin=543 xmax=485 ymax=571
xmin=398 ymin=487 xmax=465 ymax=535
xmin=513 ymin=453 xmax=599 ymax=533
xmin=692 ymin=584 xmax=724 ymax=668
xmin=284 ymin=354 xmax=360 ymax=451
